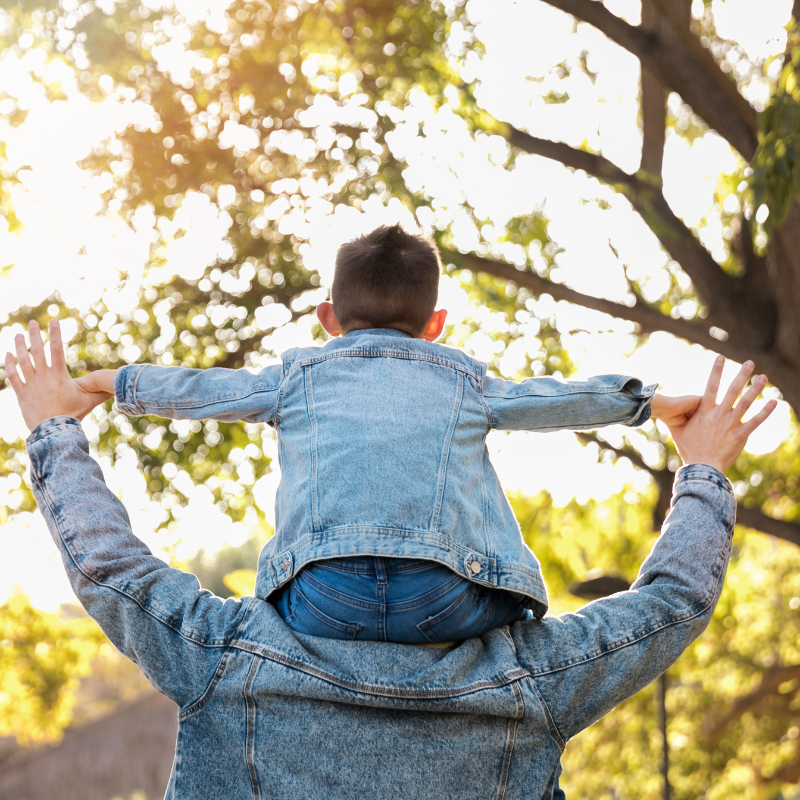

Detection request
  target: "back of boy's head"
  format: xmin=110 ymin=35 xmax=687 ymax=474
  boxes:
xmin=332 ymin=224 xmax=441 ymax=335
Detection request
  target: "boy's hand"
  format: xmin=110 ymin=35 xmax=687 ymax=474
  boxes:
xmin=651 ymin=393 xmax=702 ymax=427
xmin=74 ymin=369 xmax=117 ymax=396
xmin=663 ymin=357 xmax=777 ymax=474
xmin=4 ymin=320 xmax=113 ymax=432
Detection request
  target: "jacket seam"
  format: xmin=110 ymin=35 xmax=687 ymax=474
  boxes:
xmin=244 ymin=655 xmax=262 ymax=800
xmin=230 ymin=641 xmax=531 ymax=699
xmin=178 ymin=596 xmax=260 ymax=719
xmin=482 ymin=376 xmax=646 ymax=399
xmin=291 ymin=348 xmax=483 ymax=379
xmin=495 ymin=681 xmax=524 ymax=800
xmin=178 ymin=645 xmax=234 ymax=720
xmin=526 ymin=676 xmax=566 ymax=751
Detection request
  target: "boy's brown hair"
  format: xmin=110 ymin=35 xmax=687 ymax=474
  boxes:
xmin=331 ymin=224 xmax=441 ymax=335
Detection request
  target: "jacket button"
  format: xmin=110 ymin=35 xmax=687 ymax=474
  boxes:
xmin=281 ymin=558 xmax=290 ymax=572
xmin=470 ymin=560 xmax=481 ymax=574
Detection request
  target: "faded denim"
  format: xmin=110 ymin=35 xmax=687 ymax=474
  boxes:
xmin=114 ymin=329 xmax=656 ymax=616
xmin=28 ymin=416 xmax=734 ymax=800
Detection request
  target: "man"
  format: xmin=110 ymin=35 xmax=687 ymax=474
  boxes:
xmin=5 ymin=319 xmax=774 ymax=799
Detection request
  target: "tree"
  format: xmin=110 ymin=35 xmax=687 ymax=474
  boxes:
xmin=2 ymin=0 xmax=800 ymax=791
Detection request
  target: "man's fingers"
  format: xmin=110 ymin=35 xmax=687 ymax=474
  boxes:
xmin=28 ymin=320 xmax=46 ymax=370
xmin=743 ymin=399 xmax=778 ymax=436
xmin=734 ymin=374 xmax=767 ymax=420
xmin=702 ymin=355 xmax=725 ymax=407
xmin=4 ymin=352 xmax=24 ymax=394
xmin=720 ymin=360 xmax=754 ymax=412
xmin=14 ymin=334 xmax=34 ymax=381
xmin=49 ymin=319 xmax=68 ymax=374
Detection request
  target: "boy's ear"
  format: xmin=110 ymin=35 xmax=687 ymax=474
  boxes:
xmin=317 ymin=301 xmax=342 ymax=337
xmin=420 ymin=309 xmax=447 ymax=342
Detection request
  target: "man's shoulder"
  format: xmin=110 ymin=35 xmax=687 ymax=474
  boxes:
xmin=282 ymin=332 xmax=487 ymax=378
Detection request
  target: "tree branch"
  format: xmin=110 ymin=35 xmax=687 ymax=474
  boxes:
xmin=539 ymin=0 xmax=758 ymax=157
xmin=576 ymin=432 xmax=800 ymax=548
xmin=639 ymin=0 xmax=667 ymax=177
xmin=704 ymin=664 xmax=800 ymax=744
xmin=454 ymin=250 xmax=756 ymax=363
xmin=507 ymin=127 xmax=778 ymax=349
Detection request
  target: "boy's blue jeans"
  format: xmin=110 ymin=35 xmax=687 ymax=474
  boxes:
xmin=272 ymin=557 xmax=531 ymax=643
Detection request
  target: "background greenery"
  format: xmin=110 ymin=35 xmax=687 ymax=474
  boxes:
xmin=1 ymin=0 xmax=800 ymax=797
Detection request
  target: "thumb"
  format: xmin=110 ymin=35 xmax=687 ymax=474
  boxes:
xmin=74 ymin=374 xmax=102 ymax=393
xmin=672 ymin=395 xmax=702 ymax=416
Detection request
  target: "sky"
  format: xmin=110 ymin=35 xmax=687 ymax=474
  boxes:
xmin=0 ymin=0 xmax=795 ymax=609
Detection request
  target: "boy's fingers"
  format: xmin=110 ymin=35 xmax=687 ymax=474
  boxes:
xmin=702 ymin=356 xmax=725 ymax=408
xmin=734 ymin=375 xmax=767 ymax=420
xmin=720 ymin=361 xmax=754 ymax=412
xmin=49 ymin=319 xmax=68 ymax=374
xmin=4 ymin=352 xmax=24 ymax=393
xmin=14 ymin=334 xmax=34 ymax=381
xmin=28 ymin=321 xmax=45 ymax=370
xmin=743 ymin=399 xmax=777 ymax=436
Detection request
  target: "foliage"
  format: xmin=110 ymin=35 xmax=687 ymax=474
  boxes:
xmin=0 ymin=592 xmax=104 ymax=745
xmin=751 ymin=27 xmax=800 ymax=231
xmin=514 ymin=485 xmax=800 ymax=800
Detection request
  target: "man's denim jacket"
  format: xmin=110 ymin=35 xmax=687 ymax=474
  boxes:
xmin=27 ymin=417 xmax=734 ymax=800
xmin=115 ymin=329 xmax=656 ymax=616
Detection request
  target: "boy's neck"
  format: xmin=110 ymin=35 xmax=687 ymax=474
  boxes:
xmin=342 ymin=327 xmax=416 ymax=338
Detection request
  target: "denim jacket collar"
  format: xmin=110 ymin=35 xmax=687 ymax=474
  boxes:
xmin=343 ymin=328 xmax=414 ymax=339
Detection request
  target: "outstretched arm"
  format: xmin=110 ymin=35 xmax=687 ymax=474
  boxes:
xmin=76 ymin=354 xmax=283 ymax=425
xmin=515 ymin=358 xmax=775 ymax=742
xmin=5 ymin=319 xmax=251 ymax=707
xmin=483 ymin=372 xmax=660 ymax=432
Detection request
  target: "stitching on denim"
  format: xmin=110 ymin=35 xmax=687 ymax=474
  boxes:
xmin=531 ymin=530 xmax=732 ymax=677
xmin=415 ymin=582 xmax=473 ymax=643
xmin=179 ymin=645 xmax=234 ymax=720
xmin=293 ymin=583 xmax=361 ymax=635
xmin=482 ymin=375 xmax=643 ymax=399
xmin=35 ymin=476 xmax=244 ymax=650
xmin=231 ymin=640 xmax=531 ymax=699
xmin=495 ymin=681 xmax=524 ymax=800
xmin=300 ymin=568 xmax=465 ymax=612
xmin=527 ymin=676 xmax=566 ymax=751
xmin=304 ymin=366 xmax=321 ymax=532
xmin=244 ymin=655 xmax=262 ymax=800
xmin=293 ymin=348 xmax=482 ymax=379
xmin=430 ymin=371 xmax=463 ymax=534
xmin=131 ymin=365 xmax=146 ymax=414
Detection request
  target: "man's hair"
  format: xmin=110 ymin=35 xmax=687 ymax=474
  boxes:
xmin=331 ymin=224 xmax=441 ymax=335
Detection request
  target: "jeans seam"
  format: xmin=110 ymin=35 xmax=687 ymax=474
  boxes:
xmin=294 ymin=583 xmax=362 ymax=636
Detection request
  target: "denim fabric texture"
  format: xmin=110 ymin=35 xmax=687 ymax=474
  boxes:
xmin=28 ymin=417 xmax=734 ymax=800
xmin=114 ymin=329 xmax=656 ymax=617
xmin=271 ymin=556 xmax=531 ymax=643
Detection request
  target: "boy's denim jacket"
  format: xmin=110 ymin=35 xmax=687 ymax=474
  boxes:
xmin=27 ymin=417 xmax=735 ymax=800
xmin=115 ymin=328 xmax=657 ymax=617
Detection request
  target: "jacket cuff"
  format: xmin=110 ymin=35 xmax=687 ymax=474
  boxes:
xmin=115 ymin=364 xmax=147 ymax=416
xmin=675 ymin=462 xmax=734 ymax=494
xmin=624 ymin=380 xmax=658 ymax=428
xmin=26 ymin=416 xmax=84 ymax=447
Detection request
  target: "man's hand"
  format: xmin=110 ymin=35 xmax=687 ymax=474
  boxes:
xmin=651 ymin=394 xmax=701 ymax=428
xmin=664 ymin=357 xmax=777 ymax=474
xmin=4 ymin=320 xmax=113 ymax=432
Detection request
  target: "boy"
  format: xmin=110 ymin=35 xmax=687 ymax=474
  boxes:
xmin=74 ymin=224 xmax=699 ymax=643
